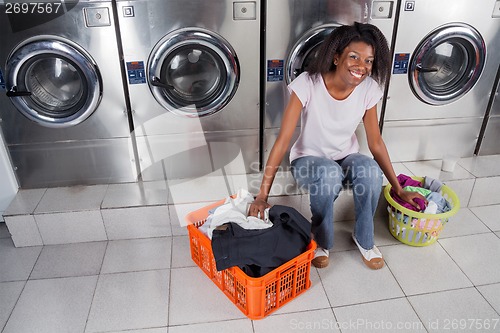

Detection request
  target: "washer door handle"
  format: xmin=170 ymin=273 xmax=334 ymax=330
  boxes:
xmin=150 ymin=76 xmax=173 ymax=90
xmin=6 ymin=86 xmax=32 ymax=97
xmin=416 ymin=64 xmax=438 ymax=73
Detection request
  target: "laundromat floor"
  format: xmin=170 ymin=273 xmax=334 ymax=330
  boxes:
xmin=1 ymin=154 xmax=500 ymax=331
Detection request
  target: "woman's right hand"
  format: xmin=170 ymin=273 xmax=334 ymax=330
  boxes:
xmin=248 ymin=197 xmax=271 ymax=218
xmin=246 ymin=92 xmax=302 ymax=219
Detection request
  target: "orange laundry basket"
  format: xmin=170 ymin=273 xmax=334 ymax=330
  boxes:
xmin=185 ymin=198 xmax=316 ymax=320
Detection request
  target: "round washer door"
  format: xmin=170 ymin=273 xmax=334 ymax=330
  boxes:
xmin=409 ymin=23 xmax=486 ymax=105
xmin=6 ymin=39 xmax=102 ymax=128
xmin=148 ymin=27 xmax=240 ymax=117
xmin=286 ymin=24 xmax=338 ymax=84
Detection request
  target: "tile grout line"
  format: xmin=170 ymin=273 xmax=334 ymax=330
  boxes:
xmin=166 ymin=231 xmax=173 ymax=328
xmin=475 ymin=285 xmax=500 ymax=318
xmin=0 ymin=280 xmax=28 ymax=333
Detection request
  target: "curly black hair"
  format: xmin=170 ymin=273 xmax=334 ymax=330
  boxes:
xmin=307 ymin=22 xmax=391 ymax=86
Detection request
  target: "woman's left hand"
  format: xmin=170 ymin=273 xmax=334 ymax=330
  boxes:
xmin=397 ymin=189 xmax=428 ymax=211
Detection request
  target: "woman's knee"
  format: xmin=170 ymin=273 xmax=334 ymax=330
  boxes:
xmin=348 ymin=156 xmax=383 ymax=188
xmin=293 ymin=158 xmax=344 ymax=195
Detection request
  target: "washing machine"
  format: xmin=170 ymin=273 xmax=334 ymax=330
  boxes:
xmin=381 ymin=0 xmax=500 ymax=162
xmin=0 ymin=130 xmax=18 ymax=220
xmin=0 ymin=0 xmax=136 ymax=188
xmin=116 ymin=0 xmax=261 ymax=181
xmin=476 ymin=63 xmax=500 ymax=155
xmin=263 ymin=0 xmax=397 ymax=167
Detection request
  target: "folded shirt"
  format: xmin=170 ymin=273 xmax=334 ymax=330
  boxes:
xmin=199 ymin=188 xmax=273 ymax=239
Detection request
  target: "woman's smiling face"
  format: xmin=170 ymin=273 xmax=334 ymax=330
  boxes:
xmin=334 ymin=41 xmax=374 ymax=87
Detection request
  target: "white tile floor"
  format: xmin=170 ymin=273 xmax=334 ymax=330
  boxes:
xmin=1 ymin=155 xmax=500 ymax=332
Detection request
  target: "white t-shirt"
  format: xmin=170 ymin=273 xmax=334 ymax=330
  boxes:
xmin=288 ymin=72 xmax=383 ymax=162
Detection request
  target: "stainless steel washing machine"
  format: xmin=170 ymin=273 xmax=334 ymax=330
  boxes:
xmin=116 ymin=0 xmax=261 ymax=181
xmin=381 ymin=0 xmax=500 ymax=162
xmin=476 ymin=63 xmax=500 ymax=155
xmin=0 ymin=0 xmax=135 ymax=188
xmin=0 ymin=130 xmax=18 ymax=220
xmin=263 ymin=0 xmax=397 ymax=166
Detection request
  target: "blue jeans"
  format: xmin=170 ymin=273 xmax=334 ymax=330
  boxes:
xmin=290 ymin=153 xmax=383 ymax=251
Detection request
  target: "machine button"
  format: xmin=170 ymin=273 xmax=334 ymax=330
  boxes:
xmin=493 ymin=1 xmax=500 ymax=18
xmin=233 ymin=1 xmax=256 ymax=20
xmin=123 ymin=6 xmax=135 ymax=18
xmin=372 ymin=1 xmax=393 ymax=18
xmin=84 ymin=7 xmax=111 ymax=27
xmin=404 ymin=1 xmax=415 ymax=11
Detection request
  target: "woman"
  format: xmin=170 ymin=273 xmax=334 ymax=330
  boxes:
xmin=248 ymin=22 xmax=425 ymax=269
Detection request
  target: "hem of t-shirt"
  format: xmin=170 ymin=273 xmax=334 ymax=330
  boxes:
xmin=290 ymin=148 xmax=360 ymax=164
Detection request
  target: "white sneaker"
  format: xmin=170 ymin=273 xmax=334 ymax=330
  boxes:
xmin=312 ymin=247 xmax=329 ymax=268
xmin=352 ymin=234 xmax=384 ymax=270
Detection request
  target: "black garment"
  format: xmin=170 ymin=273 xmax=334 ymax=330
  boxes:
xmin=211 ymin=205 xmax=312 ymax=277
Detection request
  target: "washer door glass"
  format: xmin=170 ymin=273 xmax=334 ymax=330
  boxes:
xmin=6 ymin=39 xmax=102 ymax=128
xmin=148 ymin=27 xmax=239 ymax=117
xmin=25 ymin=57 xmax=84 ymax=113
xmin=409 ymin=23 xmax=485 ymax=105
xmin=286 ymin=24 xmax=338 ymax=84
